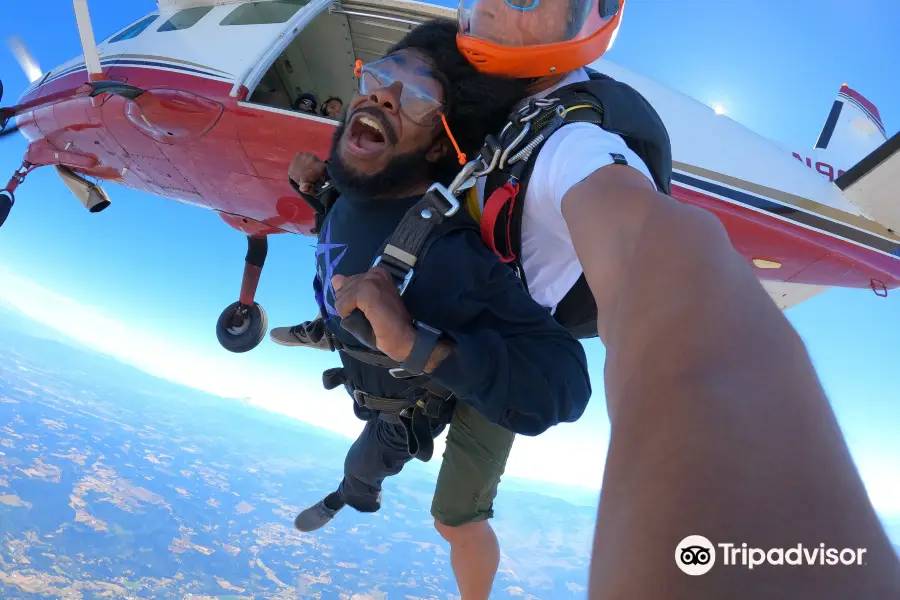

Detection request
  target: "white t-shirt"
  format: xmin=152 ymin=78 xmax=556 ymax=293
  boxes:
xmin=477 ymin=69 xmax=656 ymax=311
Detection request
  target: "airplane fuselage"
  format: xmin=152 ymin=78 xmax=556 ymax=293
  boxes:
xmin=11 ymin=0 xmax=900 ymax=312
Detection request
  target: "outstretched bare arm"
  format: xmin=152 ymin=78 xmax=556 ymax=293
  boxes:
xmin=562 ymin=165 xmax=899 ymax=599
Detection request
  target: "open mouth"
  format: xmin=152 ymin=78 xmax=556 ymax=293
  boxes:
xmin=346 ymin=112 xmax=389 ymax=154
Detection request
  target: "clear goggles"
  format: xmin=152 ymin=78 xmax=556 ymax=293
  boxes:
xmin=355 ymin=54 xmax=446 ymax=126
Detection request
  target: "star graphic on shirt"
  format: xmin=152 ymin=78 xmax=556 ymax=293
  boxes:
xmin=315 ymin=220 xmax=348 ymax=316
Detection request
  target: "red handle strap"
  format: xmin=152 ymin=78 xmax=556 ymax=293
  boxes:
xmin=480 ymin=180 xmax=520 ymax=264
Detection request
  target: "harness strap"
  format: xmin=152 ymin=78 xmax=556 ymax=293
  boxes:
xmin=326 ymin=360 xmax=455 ymax=416
xmin=402 ymin=402 xmax=437 ymax=461
xmin=339 ymin=346 xmax=404 ymax=369
xmin=322 ymin=367 xmax=346 ymax=390
xmin=339 ymin=184 xmax=463 ymax=350
xmin=478 ymin=100 xmax=605 ymax=271
xmin=480 ymin=180 xmax=519 ymax=264
xmin=290 ymin=178 xmax=339 ymax=235
xmin=374 ymin=184 xmax=461 ymax=288
xmin=352 ymin=389 xmax=413 ymax=414
xmin=351 ymin=385 xmax=452 ymax=414
xmin=350 ymin=387 xmax=451 ymax=462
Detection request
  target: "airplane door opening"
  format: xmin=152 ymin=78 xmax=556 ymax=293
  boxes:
xmin=239 ymin=0 xmax=447 ymax=118
xmin=246 ymin=5 xmax=357 ymax=117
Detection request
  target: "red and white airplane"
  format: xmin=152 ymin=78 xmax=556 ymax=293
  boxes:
xmin=1 ymin=0 xmax=897 ymax=352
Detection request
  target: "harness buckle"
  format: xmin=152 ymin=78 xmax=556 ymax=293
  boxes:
xmin=425 ymin=182 xmax=461 ymax=217
xmin=447 ymin=160 xmax=482 ymax=197
xmin=397 ymin=268 xmax=414 ymax=295
xmin=372 ymin=255 xmax=416 ymax=296
xmin=389 ymin=367 xmax=418 ymax=379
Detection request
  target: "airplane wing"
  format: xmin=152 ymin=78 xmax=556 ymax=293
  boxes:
xmin=836 ymin=131 xmax=900 ymax=232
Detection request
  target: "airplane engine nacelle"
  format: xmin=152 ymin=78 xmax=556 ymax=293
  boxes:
xmin=55 ymin=165 xmax=111 ymax=213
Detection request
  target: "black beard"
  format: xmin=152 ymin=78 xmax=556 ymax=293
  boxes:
xmin=326 ymin=121 xmax=434 ymax=202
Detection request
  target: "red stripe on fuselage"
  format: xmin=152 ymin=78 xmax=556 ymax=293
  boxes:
xmin=673 ymin=184 xmax=900 ymax=290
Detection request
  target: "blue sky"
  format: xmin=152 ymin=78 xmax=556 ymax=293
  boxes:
xmin=0 ymin=0 xmax=898 ymax=520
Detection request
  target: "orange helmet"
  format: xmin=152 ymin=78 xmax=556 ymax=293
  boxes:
xmin=457 ymin=0 xmax=625 ymax=78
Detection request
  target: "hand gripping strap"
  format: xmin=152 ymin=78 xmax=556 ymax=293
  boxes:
xmin=340 ymin=185 xmax=460 ymax=349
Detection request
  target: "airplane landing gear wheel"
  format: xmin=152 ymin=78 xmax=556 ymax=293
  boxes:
xmin=216 ymin=301 xmax=267 ymax=353
xmin=0 ymin=190 xmax=13 ymax=228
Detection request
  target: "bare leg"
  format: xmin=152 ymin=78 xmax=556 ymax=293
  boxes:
xmin=431 ymin=401 xmax=513 ymax=599
xmin=435 ymin=520 xmax=500 ymax=600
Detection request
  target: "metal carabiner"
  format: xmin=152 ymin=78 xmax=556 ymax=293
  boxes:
xmin=474 ymin=147 xmax=500 ymax=178
xmin=508 ymin=107 xmax=568 ymax=166
xmin=518 ymin=105 xmax=543 ymax=124
xmin=499 ymin=121 xmax=532 ymax=170
xmin=447 ymin=158 xmax=483 ymax=197
xmin=518 ymin=97 xmax=559 ymax=124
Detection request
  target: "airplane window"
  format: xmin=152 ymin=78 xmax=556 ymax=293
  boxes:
xmin=220 ymin=0 xmax=311 ymax=26
xmin=107 ymin=15 xmax=158 ymax=44
xmin=157 ymin=7 xmax=214 ymax=32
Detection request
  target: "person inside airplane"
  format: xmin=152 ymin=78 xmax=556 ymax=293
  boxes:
xmin=293 ymin=92 xmax=318 ymax=113
xmin=284 ymin=19 xmax=589 ymax=600
xmin=320 ymin=96 xmax=344 ymax=120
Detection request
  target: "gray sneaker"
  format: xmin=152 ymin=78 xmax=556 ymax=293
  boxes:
xmin=294 ymin=497 xmax=342 ymax=532
xmin=270 ymin=320 xmax=332 ymax=350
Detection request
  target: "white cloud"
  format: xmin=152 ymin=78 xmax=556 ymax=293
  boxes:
xmin=3 ymin=267 xmax=897 ymax=518
xmin=0 ymin=267 xmax=605 ymax=489
xmin=0 ymin=267 xmax=362 ymax=440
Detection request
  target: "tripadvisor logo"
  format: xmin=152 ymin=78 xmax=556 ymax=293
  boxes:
xmin=675 ymin=535 xmax=867 ymax=575
xmin=675 ymin=535 xmax=716 ymax=575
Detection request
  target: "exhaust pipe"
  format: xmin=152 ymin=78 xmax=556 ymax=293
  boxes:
xmin=55 ymin=165 xmax=110 ymax=213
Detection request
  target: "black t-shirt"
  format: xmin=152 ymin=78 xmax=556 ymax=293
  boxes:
xmin=312 ymin=191 xmax=592 ymax=436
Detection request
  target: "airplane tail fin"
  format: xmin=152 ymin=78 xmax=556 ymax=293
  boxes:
xmin=813 ymin=84 xmax=887 ymax=174
xmin=836 ymin=131 xmax=900 ymax=232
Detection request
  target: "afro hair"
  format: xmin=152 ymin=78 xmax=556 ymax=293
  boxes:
xmin=389 ymin=19 xmax=530 ymax=184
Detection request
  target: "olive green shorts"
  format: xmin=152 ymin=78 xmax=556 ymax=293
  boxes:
xmin=431 ymin=401 xmax=516 ymax=527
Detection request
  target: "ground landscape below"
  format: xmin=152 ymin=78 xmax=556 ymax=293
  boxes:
xmin=0 ymin=308 xmax=599 ymax=599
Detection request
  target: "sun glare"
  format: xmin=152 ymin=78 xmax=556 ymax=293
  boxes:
xmin=712 ymin=103 xmax=728 ymax=116
xmin=0 ymin=268 xmax=607 ymax=490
